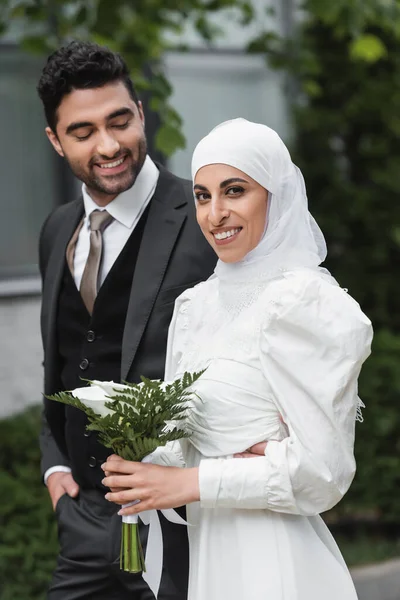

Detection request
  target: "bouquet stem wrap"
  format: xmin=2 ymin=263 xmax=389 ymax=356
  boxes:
xmin=120 ymin=512 xmax=145 ymax=573
xmin=119 ymin=453 xmax=188 ymax=597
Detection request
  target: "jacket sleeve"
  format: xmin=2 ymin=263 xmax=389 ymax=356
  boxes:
xmin=38 ymin=212 xmax=71 ymax=479
xmin=39 ymin=411 xmax=71 ymax=478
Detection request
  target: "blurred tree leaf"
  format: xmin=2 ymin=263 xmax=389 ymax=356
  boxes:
xmin=350 ymin=34 xmax=388 ymax=62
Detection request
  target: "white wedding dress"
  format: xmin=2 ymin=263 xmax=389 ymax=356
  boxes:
xmin=164 ymin=268 xmax=372 ymax=600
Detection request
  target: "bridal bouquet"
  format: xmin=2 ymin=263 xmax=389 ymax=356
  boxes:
xmin=47 ymin=371 xmax=202 ymax=575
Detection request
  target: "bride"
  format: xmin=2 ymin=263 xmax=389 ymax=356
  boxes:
xmin=102 ymin=118 xmax=372 ymax=600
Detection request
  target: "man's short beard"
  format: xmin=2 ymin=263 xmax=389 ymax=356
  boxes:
xmin=66 ymin=136 xmax=147 ymax=197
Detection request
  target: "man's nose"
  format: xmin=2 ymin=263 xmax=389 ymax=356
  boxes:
xmin=96 ymin=131 xmax=120 ymax=158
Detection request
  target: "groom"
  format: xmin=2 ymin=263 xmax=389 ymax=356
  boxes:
xmin=38 ymin=41 xmax=216 ymax=599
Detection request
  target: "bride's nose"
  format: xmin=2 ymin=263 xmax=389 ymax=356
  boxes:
xmin=208 ymin=198 xmax=229 ymax=226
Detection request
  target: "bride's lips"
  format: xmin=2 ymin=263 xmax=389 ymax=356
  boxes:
xmin=211 ymin=227 xmax=243 ymax=246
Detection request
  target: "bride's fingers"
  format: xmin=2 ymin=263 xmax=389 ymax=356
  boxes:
xmin=105 ymin=488 xmax=141 ymax=505
xmin=248 ymin=442 xmax=267 ymax=455
xmin=233 ymin=452 xmax=256 ymax=458
xmin=102 ymin=473 xmax=134 ymax=489
xmin=101 ymin=459 xmax=140 ymax=474
xmin=103 ymin=469 xmax=123 ymax=478
xmin=233 ymin=442 xmax=267 ymax=458
xmin=108 ymin=454 xmax=122 ymax=461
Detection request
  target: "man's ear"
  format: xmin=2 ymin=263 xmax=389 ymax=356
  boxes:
xmin=137 ymin=101 xmax=145 ymax=127
xmin=45 ymin=127 xmax=64 ymax=157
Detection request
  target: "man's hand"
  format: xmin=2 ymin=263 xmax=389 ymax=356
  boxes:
xmin=47 ymin=472 xmax=79 ymax=510
xmin=233 ymin=442 xmax=268 ymax=458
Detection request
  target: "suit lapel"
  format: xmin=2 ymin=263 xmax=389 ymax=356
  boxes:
xmin=42 ymin=199 xmax=84 ymax=386
xmin=121 ymin=170 xmax=187 ymax=381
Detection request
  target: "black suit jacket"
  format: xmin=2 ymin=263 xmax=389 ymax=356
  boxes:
xmin=39 ymin=165 xmax=217 ymax=476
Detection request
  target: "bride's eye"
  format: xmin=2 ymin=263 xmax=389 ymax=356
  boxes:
xmin=195 ymin=192 xmax=210 ymax=203
xmin=226 ymin=186 xmax=244 ymax=196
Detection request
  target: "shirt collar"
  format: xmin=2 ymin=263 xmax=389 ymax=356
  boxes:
xmin=81 ymin=155 xmax=159 ymax=228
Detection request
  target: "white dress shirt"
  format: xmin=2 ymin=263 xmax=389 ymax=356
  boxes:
xmin=75 ymin=155 xmax=159 ymax=289
xmin=45 ymin=156 xmax=159 ymax=485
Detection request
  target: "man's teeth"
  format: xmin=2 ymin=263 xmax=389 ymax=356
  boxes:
xmin=214 ymin=228 xmax=241 ymax=240
xmin=99 ymin=157 xmax=125 ymax=169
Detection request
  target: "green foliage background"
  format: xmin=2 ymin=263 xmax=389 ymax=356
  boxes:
xmin=0 ymin=407 xmax=57 ymax=600
xmin=249 ymin=0 xmax=400 ymax=522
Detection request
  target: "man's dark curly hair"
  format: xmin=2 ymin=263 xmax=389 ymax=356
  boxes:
xmin=37 ymin=41 xmax=140 ymax=133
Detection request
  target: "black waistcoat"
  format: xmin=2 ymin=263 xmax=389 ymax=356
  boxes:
xmin=56 ymin=207 xmax=149 ymax=489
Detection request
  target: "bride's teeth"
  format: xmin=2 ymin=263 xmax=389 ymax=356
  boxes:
xmin=100 ymin=157 xmax=124 ymax=169
xmin=214 ymin=228 xmax=240 ymax=240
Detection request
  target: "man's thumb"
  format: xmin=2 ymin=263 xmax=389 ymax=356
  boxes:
xmin=65 ymin=480 xmax=79 ymax=497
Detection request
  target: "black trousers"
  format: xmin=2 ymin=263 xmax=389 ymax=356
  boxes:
xmin=48 ymin=489 xmax=189 ymax=600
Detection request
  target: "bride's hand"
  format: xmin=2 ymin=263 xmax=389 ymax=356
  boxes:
xmin=101 ymin=457 xmax=200 ymax=515
xmin=102 ymin=455 xmax=129 ymax=492
xmin=233 ymin=442 xmax=267 ymax=458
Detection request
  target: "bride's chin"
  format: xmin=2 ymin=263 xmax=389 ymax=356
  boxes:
xmin=216 ymin=251 xmax=246 ymax=264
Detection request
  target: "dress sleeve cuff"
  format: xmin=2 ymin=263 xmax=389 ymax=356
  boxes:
xmin=199 ymin=456 xmax=272 ymax=509
xmin=199 ymin=459 xmax=224 ymax=508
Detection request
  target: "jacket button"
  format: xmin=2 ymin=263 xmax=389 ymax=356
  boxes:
xmin=86 ymin=330 xmax=96 ymax=342
xmin=88 ymin=456 xmax=97 ymax=468
xmin=79 ymin=358 xmax=89 ymax=370
xmin=83 ymin=430 xmax=91 ymax=438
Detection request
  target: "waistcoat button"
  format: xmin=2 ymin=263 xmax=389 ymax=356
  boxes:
xmin=79 ymin=358 xmax=89 ymax=370
xmin=88 ymin=456 xmax=97 ymax=468
xmin=86 ymin=330 xmax=96 ymax=342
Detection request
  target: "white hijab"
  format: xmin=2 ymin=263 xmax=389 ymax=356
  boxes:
xmin=191 ymin=118 xmax=330 ymax=284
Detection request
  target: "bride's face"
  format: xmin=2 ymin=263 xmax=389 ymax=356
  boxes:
xmin=194 ymin=164 xmax=268 ymax=263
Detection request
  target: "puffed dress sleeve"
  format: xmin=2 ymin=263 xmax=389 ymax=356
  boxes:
xmin=199 ymin=272 xmax=373 ymax=515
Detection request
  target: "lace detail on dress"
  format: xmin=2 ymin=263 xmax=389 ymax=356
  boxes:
xmin=176 ymin=275 xmax=284 ymax=376
xmin=355 ymin=398 xmax=365 ymax=423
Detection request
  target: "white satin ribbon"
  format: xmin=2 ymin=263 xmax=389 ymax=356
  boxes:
xmin=121 ymin=453 xmax=189 ymax=598
xmin=139 ymin=507 xmax=188 ymax=597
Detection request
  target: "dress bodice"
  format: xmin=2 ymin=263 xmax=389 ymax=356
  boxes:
xmin=165 ymin=268 xmax=372 ymax=517
xmin=184 ymin=358 xmax=287 ymax=457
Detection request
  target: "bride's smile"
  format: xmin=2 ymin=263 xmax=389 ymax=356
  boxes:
xmin=211 ymin=226 xmax=242 ymax=245
xmin=194 ymin=163 xmax=268 ymax=263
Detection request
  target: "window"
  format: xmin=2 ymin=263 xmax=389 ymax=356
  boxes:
xmin=165 ymin=51 xmax=289 ymax=179
xmin=0 ymin=46 xmax=72 ymax=293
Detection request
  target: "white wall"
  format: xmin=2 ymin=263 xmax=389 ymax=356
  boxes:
xmin=0 ymin=297 xmax=43 ymax=418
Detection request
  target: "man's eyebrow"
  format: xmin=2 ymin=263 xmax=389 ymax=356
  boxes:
xmin=65 ymin=108 xmax=134 ymax=135
xmin=106 ymin=107 xmax=134 ymax=121
xmin=219 ymin=177 xmax=248 ymax=188
xmin=66 ymin=121 xmax=93 ymax=135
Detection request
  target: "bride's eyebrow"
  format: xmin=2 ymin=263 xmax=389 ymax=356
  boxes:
xmin=219 ymin=177 xmax=248 ymax=188
xmin=193 ymin=184 xmax=209 ymax=192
